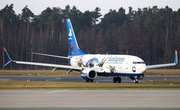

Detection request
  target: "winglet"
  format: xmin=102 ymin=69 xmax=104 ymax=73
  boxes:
xmin=174 ymin=50 xmax=178 ymax=64
xmin=3 ymin=47 xmax=12 ymax=66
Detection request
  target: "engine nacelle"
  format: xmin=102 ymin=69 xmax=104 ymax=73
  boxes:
xmin=81 ymin=69 xmax=97 ymax=80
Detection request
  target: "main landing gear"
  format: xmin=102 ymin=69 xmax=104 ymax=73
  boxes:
xmin=86 ymin=79 xmax=94 ymax=82
xmin=134 ymin=78 xmax=138 ymax=83
xmin=113 ymin=76 xmax=121 ymax=83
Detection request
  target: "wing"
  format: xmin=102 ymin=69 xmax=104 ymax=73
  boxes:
xmin=146 ymin=63 xmax=176 ymax=69
xmin=3 ymin=47 xmax=103 ymax=72
xmin=146 ymin=50 xmax=178 ymax=69
xmin=14 ymin=61 xmax=83 ymax=70
xmin=3 ymin=47 xmax=82 ymax=71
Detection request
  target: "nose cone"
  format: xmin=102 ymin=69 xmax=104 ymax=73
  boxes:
xmin=139 ymin=64 xmax=146 ymax=73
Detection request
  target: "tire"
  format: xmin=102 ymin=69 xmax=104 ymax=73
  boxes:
xmin=134 ymin=79 xmax=138 ymax=83
xmin=113 ymin=77 xmax=117 ymax=83
xmin=86 ymin=79 xmax=90 ymax=82
xmin=90 ymin=79 xmax=94 ymax=82
xmin=117 ymin=77 xmax=121 ymax=83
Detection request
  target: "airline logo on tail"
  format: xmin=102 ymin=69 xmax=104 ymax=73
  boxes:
xmin=68 ymin=29 xmax=72 ymax=37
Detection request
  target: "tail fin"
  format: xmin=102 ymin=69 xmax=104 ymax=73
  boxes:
xmin=66 ymin=19 xmax=85 ymax=56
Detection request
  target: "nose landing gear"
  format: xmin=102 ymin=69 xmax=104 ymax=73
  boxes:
xmin=134 ymin=78 xmax=138 ymax=83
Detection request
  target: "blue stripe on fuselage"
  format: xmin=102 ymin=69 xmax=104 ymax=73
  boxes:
xmin=97 ymin=72 xmax=144 ymax=77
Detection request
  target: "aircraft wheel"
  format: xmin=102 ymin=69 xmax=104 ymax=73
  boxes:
xmin=86 ymin=79 xmax=90 ymax=82
xmin=134 ymin=79 xmax=138 ymax=83
xmin=117 ymin=77 xmax=121 ymax=83
xmin=113 ymin=77 xmax=117 ymax=83
xmin=90 ymin=79 xmax=94 ymax=82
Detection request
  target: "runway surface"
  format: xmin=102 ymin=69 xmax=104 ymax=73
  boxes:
xmin=0 ymin=76 xmax=180 ymax=83
xmin=1 ymin=77 xmax=180 ymax=109
xmin=0 ymin=90 xmax=180 ymax=109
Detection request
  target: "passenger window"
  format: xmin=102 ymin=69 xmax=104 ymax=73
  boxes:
xmin=133 ymin=62 xmax=145 ymax=64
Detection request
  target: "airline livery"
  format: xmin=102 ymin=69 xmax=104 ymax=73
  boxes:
xmin=3 ymin=19 xmax=178 ymax=83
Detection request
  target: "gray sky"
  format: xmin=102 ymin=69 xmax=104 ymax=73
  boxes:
xmin=0 ymin=0 xmax=180 ymax=16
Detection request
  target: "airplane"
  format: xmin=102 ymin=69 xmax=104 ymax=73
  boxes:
xmin=3 ymin=18 xmax=178 ymax=83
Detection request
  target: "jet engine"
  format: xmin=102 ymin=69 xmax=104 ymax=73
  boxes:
xmin=81 ymin=69 xmax=97 ymax=82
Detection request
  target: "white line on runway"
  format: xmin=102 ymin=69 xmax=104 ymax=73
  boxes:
xmin=46 ymin=90 xmax=68 ymax=93
xmin=46 ymin=77 xmax=61 ymax=81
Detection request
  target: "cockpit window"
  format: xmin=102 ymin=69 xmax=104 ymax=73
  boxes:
xmin=133 ymin=62 xmax=145 ymax=64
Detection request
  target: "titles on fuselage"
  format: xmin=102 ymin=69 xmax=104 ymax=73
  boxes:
xmin=73 ymin=56 xmax=125 ymax=66
xmin=107 ymin=56 xmax=125 ymax=63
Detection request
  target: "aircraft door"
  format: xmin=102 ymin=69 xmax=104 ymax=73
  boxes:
xmin=125 ymin=59 xmax=130 ymax=69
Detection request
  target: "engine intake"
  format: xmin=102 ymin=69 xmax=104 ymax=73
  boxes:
xmin=81 ymin=69 xmax=97 ymax=80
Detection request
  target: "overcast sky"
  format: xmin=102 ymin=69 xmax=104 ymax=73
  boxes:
xmin=0 ymin=0 xmax=180 ymax=16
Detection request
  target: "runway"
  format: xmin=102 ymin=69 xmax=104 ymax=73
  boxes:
xmin=1 ymin=77 xmax=180 ymax=109
xmin=0 ymin=90 xmax=180 ymax=109
xmin=0 ymin=76 xmax=180 ymax=83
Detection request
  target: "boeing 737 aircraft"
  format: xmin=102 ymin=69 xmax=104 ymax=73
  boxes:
xmin=3 ymin=19 xmax=178 ymax=83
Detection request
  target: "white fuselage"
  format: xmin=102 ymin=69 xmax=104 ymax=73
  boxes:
xmin=70 ymin=54 xmax=147 ymax=76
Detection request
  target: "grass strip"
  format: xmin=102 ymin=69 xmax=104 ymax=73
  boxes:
xmin=0 ymin=69 xmax=180 ymax=77
xmin=0 ymin=70 xmax=79 ymax=76
xmin=145 ymin=69 xmax=180 ymax=76
xmin=0 ymin=81 xmax=180 ymax=90
xmin=144 ymin=79 xmax=180 ymax=83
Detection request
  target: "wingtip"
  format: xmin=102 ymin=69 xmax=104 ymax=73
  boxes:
xmin=175 ymin=50 xmax=178 ymax=64
xmin=3 ymin=47 xmax=7 ymax=52
xmin=175 ymin=50 xmax=177 ymax=54
xmin=3 ymin=47 xmax=12 ymax=63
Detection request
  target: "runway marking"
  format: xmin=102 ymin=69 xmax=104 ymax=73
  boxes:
xmin=46 ymin=90 xmax=68 ymax=93
xmin=46 ymin=77 xmax=61 ymax=81
xmin=1 ymin=101 xmax=180 ymax=104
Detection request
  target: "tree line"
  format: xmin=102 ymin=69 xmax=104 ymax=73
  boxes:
xmin=0 ymin=4 xmax=180 ymax=69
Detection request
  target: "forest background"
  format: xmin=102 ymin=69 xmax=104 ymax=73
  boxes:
xmin=0 ymin=4 xmax=180 ymax=69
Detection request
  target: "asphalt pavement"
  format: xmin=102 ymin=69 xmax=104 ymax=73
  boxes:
xmin=0 ymin=76 xmax=180 ymax=83
xmin=0 ymin=90 xmax=180 ymax=109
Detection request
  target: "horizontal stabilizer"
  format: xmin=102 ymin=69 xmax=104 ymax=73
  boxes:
xmin=32 ymin=52 xmax=70 ymax=59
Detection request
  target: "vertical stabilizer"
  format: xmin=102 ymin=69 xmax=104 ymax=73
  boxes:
xmin=66 ymin=19 xmax=85 ymax=56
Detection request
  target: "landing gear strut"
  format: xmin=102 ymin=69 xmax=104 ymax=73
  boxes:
xmin=134 ymin=78 xmax=138 ymax=83
xmin=113 ymin=76 xmax=121 ymax=83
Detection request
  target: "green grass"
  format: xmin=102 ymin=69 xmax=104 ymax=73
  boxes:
xmin=0 ymin=69 xmax=180 ymax=90
xmin=0 ymin=69 xmax=180 ymax=77
xmin=0 ymin=81 xmax=180 ymax=90
xmin=144 ymin=79 xmax=180 ymax=83
xmin=145 ymin=69 xmax=180 ymax=76
xmin=0 ymin=70 xmax=79 ymax=76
